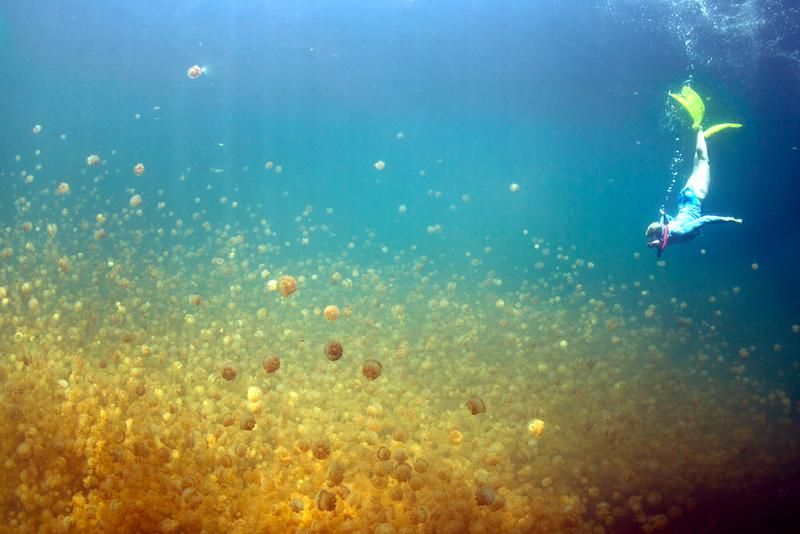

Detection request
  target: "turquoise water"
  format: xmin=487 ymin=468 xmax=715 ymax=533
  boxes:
xmin=1 ymin=1 xmax=799 ymax=532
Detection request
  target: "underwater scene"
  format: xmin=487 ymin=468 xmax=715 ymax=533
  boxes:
xmin=1 ymin=1 xmax=799 ymax=533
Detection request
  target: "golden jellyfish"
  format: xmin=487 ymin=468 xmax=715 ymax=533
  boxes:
xmin=86 ymin=154 xmax=101 ymax=166
xmin=311 ymin=438 xmax=332 ymax=460
xmin=528 ymin=418 xmax=545 ymax=437
xmin=188 ymin=294 xmax=202 ymax=306
xmin=56 ymin=182 xmax=70 ymax=195
xmin=394 ymin=463 xmax=413 ymax=482
xmin=277 ymin=275 xmax=297 ymax=297
xmin=262 ymin=355 xmax=280 ymax=374
xmin=475 ymin=486 xmax=498 ymax=506
xmin=129 ymin=194 xmax=142 ymax=208
xmin=133 ymin=163 xmax=145 ymax=176
xmin=186 ymin=64 xmax=204 ymax=79
xmin=221 ymin=364 xmax=237 ymax=381
xmin=362 ymin=359 xmax=383 ymax=380
xmin=239 ymin=413 xmax=256 ymax=431
xmin=374 ymin=160 xmax=386 ymax=170
xmin=323 ymin=305 xmax=340 ymax=321
xmin=466 ymin=396 xmax=486 ymax=415
xmin=315 ymin=489 xmax=336 ymax=512
xmin=324 ymin=340 xmax=344 ymax=361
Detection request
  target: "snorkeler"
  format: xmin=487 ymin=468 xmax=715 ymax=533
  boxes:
xmin=646 ymin=86 xmax=743 ymax=256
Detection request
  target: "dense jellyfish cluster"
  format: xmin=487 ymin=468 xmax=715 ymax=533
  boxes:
xmin=0 ymin=137 xmax=797 ymax=534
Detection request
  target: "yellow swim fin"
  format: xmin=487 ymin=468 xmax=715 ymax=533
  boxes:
xmin=669 ymin=86 xmax=705 ymax=130
xmin=703 ymin=123 xmax=743 ymax=138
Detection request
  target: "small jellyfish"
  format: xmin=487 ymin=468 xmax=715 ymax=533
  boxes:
xmin=466 ymin=396 xmax=486 ymax=415
xmin=221 ymin=364 xmax=237 ymax=381
xmin=311 ymin=438 xmax=332 ymax=460
xmin=362 ymin=359 xmax=382 ymax=380
xmin=475 ymin=486 xmax=497 ymax=506
xmin=56 ymin=182 xmax=71 ymax=195
xmin=262 ymin=355 xmax=280 ymax=374
xmin=394 ymin=463 xmax=413 ymax=482
xmin=133 ymin=163 xmax=145 ymax=176
xmin=327 ymin=460 xmax=346 ymax=485
xmin=277 ymin=275 xmax=297 ymax=297
xmin=86 ymin=154 xmax=101 ymax=166
xmin=528 ymin=418 xmax=545 ymax=437
xmin=32 ymin=124 xmax=42 ymax=135
xmin=398 ymin=204 xmax=407 ymax=214
xmin=509 ymin=183 xmax=520 ymax=192
xmin=129 ymin=194 xmax=143 ymax=208
xmin=324 ymin=341 xmax=344 ymax=361
xmin=186 ymin=64 xmax=204 ymax=79
xmin=239 ymin=413 xmax=256 ymax=431
xmin=315 ymin=489 xmax=336 ymax=511
xmin=323 ymin=305 xmax=340 ymax=321
xmin=376 ymin=446 xmax=391 ymax=461
xmin=374 ymin=160 xmax=386 ymax=171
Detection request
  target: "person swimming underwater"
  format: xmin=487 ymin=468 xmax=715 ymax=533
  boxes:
xmin=646 ymin=128 xmax=742 ymax=256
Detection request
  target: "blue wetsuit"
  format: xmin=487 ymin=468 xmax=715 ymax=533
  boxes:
xmin=665 ymin=186 xmax=740 ymax=244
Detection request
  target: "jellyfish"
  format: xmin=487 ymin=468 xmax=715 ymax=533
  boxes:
xmin=133 ymin=163 xmax=145 ymax=176
xmin=362 ymin=359 xmax=383 ymax=380
xmin=221 ymin=364 xmax=237 ymax=381
xmin=277 ymin=275 xmax=297 ymax=297
xmin=466 ymin=397 xmax=486 ymax=415
xmin=186 ymin=65 xmax=204 ymax=79
xmin=262 ymin=355 xmax=280 ymax=373
xmin=324 ymin=341 xmax=344 ymax=361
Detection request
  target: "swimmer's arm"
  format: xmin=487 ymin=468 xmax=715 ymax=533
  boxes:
xmin=684 ymin=215 xmax=743 ymax=233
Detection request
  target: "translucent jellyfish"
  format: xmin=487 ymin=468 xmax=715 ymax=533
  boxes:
xmin=323 ymin=305 xmax=340 ymax=321
xmin=475 ymin=486 xmax=498 ymax=506
xmin=277 ymin=275 xmax=297 ymax=297
xmin=56 ymin=182 xmax=71 ymax=195
xmin=374 ymin=160 xmax=386 ymax=170
xmin=324 ymin=341 xmax=344 ymax=361
xmin=133 ymin=163 xmax=145 ymax=176
xmin=362 ymin=359 xmax=383 ymax=380
xmin=398 ymin=204 xmax=407 ymax=214
xmin=129 ymin=194 xmax=143 ymax=208
xmin=315 ymin=489 xmax=336 ymax=511
xmin=32 ymin=124 xmax=42 ymax=135
xmin=262 ymin=355 xmax=280 ymax=373
xmin=221 ymin=364 xmax=237 ymax=381
xmin=509 ymin=183 xmax=520 ymax=192
xmin=186 ymin=65 xmax=204 ymax=79
xmin=311 ymin=438 xmax=332 ymax=460
xmin=86 ymin=154 xmax=101 ymax=166
xmin=466 ymin=397 xmax=486 ymax=415
xmin=528 ymin=418 xmax=545 ymax=437
xmin=239 ymin=413 xmax=256 ymax=431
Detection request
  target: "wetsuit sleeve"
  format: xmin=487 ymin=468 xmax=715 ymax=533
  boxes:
xmin=681 ymin=215 xmax=742 ymax=233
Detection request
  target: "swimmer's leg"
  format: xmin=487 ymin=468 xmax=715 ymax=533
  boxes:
xmin=683 ymin=129 xmax=710 ymax=201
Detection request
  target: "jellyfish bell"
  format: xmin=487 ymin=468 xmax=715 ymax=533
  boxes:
xmin=186 ymin=64 xmax=205 ymax=79
xmin=133 ymin=163 xmax=145 ymax=176
xmin=466 ymin=396 xmax=486 ymax=415
xmin=362 ymin=359 xmax=383 ymax=380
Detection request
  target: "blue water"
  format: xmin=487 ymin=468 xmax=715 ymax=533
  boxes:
xmin=1 ymin=1 xmax=799 ymax=531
